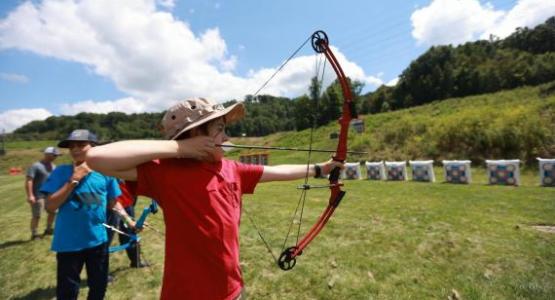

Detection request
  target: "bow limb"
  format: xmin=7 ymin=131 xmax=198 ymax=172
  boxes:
xmin=108 ymin=200 xmax=157 ymax=253
xmin=278 ymin=30 xmax=356 ymax=271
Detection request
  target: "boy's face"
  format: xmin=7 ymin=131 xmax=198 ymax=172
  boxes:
xmin=43 ymin=153 xmax=58 ymax=162
xmin=205 ymin=117 xmax=228 ymax=162
xmin=68 ymin=141 xmax=92 ymax=164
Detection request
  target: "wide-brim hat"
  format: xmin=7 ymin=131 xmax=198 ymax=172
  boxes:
xmin=58 ymin=129 xmax=99 ymax=148
xmin=161 ymin=98 xmax=245 ymax=140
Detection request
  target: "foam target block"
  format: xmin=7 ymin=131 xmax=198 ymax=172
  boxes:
xmin=485 ymin=159 xmax=520 ymax=186
xmin=385 ymin=161 xmax=407 ymax=181
xmin=409 ymin=160 xmax=435 ymax=182
xmin=341 ymin=162 xmax=361 ymax=180
xmin=442 ymin=160 xmax=472 ymax=184
xmin=365 ymin=161 xmax=385 ymax=180
xmin=537 ymin=158 xmax=555 ymax=187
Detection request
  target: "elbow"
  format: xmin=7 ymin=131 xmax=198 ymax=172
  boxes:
xmin=85 ymin=148 xmax=102 ymax=171
xmin=45 ymin=200 xmax=56 ymax=214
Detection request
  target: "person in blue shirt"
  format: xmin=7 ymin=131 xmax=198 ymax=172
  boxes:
xmin=41 ymin=129 xmax=131 ymax=300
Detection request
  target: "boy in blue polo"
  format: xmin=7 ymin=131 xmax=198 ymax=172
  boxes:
xmin=41 ymin=129 xmax=127 ymax=300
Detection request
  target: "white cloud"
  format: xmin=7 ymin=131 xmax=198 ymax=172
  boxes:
xmin=246 ymin=45 xmax=384 ymax=98
xmin=60 ymin=97 xmax=149 ymax=115
xmin=481 ymin=0 xmax=555 ymax=39
xmin=0 ymin=0 xmax=381 ymax=113
xmin=0 ymin=108 xmax=52 ymax=133
xmin=156 ymin=0 xmax=175 ymax=9
xmin=0 ymin=72 xmax=29 ymax=83
xmin=386 ymin=77 xmax=399 ymax=87
xmin=411 ymin=0 xmax=555 ymax=46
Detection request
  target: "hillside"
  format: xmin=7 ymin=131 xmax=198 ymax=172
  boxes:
xmin=226 ymin=81 xmax=555 ymax=166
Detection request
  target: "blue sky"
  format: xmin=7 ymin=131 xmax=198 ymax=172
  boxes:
xmin=0 ymin=0 xmax=553 ymax=132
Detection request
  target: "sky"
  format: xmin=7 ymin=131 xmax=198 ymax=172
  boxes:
xmin=0 ymin=0 xmax=553 ymax=133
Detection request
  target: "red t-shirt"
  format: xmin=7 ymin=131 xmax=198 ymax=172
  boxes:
xmin=116 ymin=181 xmax=137 ymax=208
xmin=137 ymin=158 xmax=263 ymax=300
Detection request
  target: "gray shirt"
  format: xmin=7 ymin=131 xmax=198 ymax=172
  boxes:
xmin=26 ymin=161 xmax=55 ymax=198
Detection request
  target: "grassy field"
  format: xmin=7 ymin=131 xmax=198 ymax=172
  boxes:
xmin=0 ymin=83 xmax=553 ymax=299
xmin=1 ymin=167 xmax=554 ymax=299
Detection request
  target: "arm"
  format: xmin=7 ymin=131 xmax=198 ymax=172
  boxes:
xmin=110 ymin=201 xmax=138 ymax=231
xmin=86 ymin=137 xmax=216 ymax=180
xmin=259 ymin=159 xmax=343 ymax=183
xmin=25 ymin=176 xmax=35 ymax=204
xmin=45 ymin=181 xmax=78 ymax=213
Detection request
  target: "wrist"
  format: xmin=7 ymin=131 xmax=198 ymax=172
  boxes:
xmin=313 ymin=164 xmax=322 ymax=178
xmin=68 ymin=179 xmax=80 ymax=187
xmin=122 ymin=215 xmax=132 ymax=224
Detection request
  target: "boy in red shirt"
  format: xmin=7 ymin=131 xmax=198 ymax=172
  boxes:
xmin=86 ymin=98 xmax=342 ymax=299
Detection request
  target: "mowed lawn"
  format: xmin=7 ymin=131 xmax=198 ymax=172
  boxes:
xmin=0 ymin=169 xmax=554 ymax=299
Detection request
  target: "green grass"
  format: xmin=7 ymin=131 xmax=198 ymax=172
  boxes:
xmin=1 ymin=170 xmax=554 ymax=299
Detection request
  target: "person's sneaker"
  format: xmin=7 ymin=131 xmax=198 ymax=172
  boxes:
xmin=43 ymin=228 xmax=54 ymax=235
xmin=130 ymin=261 xmax=151 ymax=268
xmin=31 ymin=234 xmax=41 ymax=240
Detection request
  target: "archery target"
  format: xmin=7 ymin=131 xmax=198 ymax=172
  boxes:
xmin=537 ymin=158 xmax=555 ymax=187
xmin=442 ymin=160 xmax=472 ymax=184
xmin=385 ymin=161 xmax=407 ymax=181
xmin=409 ymin=160 xmax=435 ymax=182
xmin=485 ymin=160 xmax=520 ymax=186
xmin=341 ymin=163 xmax=361 ymax=180
xmin=365 ymin=161 xmax=385 ymax=180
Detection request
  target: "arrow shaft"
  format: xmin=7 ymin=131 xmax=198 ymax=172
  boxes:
xmin=218 ymin=144 xmax=366 ymax=154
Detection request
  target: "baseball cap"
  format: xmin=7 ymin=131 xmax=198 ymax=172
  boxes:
xmin=44 ymin=146 xmax=61 ymax=156
xmin=57 ymin=129 xmax=99 ymax=148
xmin=161 ymin=98 xmax=245 ymax=140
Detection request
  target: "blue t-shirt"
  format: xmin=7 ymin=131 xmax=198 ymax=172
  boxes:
xmin=40 ymin=164 xmax=121 ymax=252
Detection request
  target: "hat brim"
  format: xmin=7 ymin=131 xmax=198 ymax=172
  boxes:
xmin=58 ymin=140 xmax=98 ymax=148
xmin=169 ymin=102 xmax=245 ymax=140
xmin=45 ymin=152 xmax=62 ymax=156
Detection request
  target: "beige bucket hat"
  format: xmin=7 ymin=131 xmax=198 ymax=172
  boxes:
xmin=161 ymin=98 xmax=245 ymax=140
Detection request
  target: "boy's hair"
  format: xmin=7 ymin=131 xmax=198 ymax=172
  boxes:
xmin=175 ymin=122 xmax=210 ymax=140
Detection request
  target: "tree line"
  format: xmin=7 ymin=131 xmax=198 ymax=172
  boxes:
xmin=10 ymin=17 xmax=555 ymax=141
xmin=359 ymin=16 xmax=555 ymax=113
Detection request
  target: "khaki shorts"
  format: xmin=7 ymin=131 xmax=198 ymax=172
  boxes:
xmin=31 ymin=198 xmax=45 ymax=218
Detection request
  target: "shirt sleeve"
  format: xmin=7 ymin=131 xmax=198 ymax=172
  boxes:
xmin=40 ymin=167 xmax=68 ymax=195
xmin=236 ymin=162 xmax=264 ymax=194
xmin=106 ymin=177 xmax=122 ymax=202
xmin=26 ymin=164 xmax=36 ymax=178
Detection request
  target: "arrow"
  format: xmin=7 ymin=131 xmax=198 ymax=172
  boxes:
xmin=218 ymin=143 xmax=367 ymax=155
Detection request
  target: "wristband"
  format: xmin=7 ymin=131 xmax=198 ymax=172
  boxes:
xmin=314 ymin=164 xmax=322 ymax=178
xmin=69 ymin=179 xmax=80 ymax=187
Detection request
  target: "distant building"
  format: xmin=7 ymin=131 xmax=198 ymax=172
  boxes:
xmin=239 ymin=152 xmax=269 ymax=165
